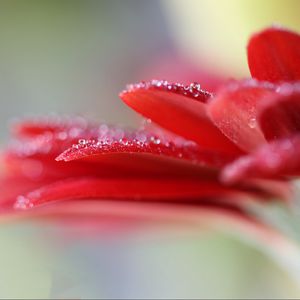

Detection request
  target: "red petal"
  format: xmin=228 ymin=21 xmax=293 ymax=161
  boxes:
xmin=7 ymin=117 xmax=97 ymax=160
xmin=5 ymin=154 xmax=156 ymax=180
xmin=258 ymin=83 xmax=300 ymax=140
xmin=0 ymin=175 xmax=54 ymax=212
xmin=56 ymin=132 xmax=236 ymax=170
xmin=11 ymin=115 xmax=90 ymax=138
xmin=120 ymin=80 xmax=242 ymax=154
xmin=7 ymin=122 xmax=237 ymax=179
xmin=222 ymin=135 xmax=300 ymax=183
xmin=248 ymin=27 xmax=300 ymax=83
xmin=208 ymin=80 xmax=275 ymax=152
xmin=13 ymin=177 xmax=272 ymax=211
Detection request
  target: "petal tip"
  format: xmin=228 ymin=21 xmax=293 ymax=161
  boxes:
xmin=248 ymin=26 xmax=300 ymax=83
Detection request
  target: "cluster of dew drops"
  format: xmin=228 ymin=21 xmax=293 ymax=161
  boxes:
xmin=68 ymin=119 xmax=198 ymax=160
xmin=124 ymin=79 xmax=212 ymax=100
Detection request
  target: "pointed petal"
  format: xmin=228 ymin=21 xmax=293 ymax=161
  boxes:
xmin=248 ymin=27 xmax=300 ymax=83
xmin=222 ymin=135 xmax=300 ymax=183
xmin=208 ymin=80 xmax=275 ymax=152
xmin=258 ymin=83 xmax=300 ymax=140
xmin=120 ymin=80 xmax=242 ymax=154
xmin=56 ymin=132 xmax=236 ymax=170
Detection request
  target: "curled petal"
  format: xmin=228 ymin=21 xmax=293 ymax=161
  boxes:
xmin=258 ymin=83 xmax=300 ymax=140
xmin=208 ymin=80 xmax=275 ymax=152
xmin=248 ymin=26 xmax=300 ymax=83
xmin=222 ymin=135 xmax=300 ymax=183
xmin=120 ymin=80 xmax=242 ymax=154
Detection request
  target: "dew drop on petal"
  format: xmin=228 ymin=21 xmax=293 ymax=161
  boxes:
xmin=78 ymin=139 xmax=86 ymax=145
xmin=14 ymin=195 xmax=34 ymax=210
xmin=151 ymin=137 xmax=161 ymax=145
xmin=135 ymin=132 xmax=147 ymax=143
xmin=248 ymin=118 xmax=257 ymax=129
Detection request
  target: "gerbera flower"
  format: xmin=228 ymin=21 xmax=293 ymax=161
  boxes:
xmin=1 ymin=26 xmax=300 ymax=250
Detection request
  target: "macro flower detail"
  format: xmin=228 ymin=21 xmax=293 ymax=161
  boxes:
xmin=247 ymin=27 xmax=300 ymax=83
xmin=1 ymin=26 xmax=300 ymax=241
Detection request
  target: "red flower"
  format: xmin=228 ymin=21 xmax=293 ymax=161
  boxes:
xmin=1 ymin=26 xmax=300 ymax=242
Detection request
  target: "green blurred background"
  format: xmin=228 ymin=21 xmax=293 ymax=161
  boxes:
xmin=1 ymin=0 xmax=300 ymax=298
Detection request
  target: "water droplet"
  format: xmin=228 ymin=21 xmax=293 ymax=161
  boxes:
xmin=151 ymin=137 xmax=161 ymax=145
xmin=190 ymin=82 xmax=201 ymax=90
xmin=14 ymin=195 xmax=34 ymax=210
xmin=136 ymin=132 xmax=147 ymax=143
xmin=248 ymin=118 xmax=256 ymax=129
xmin=122 ymin=140 xmax=129 ymax=146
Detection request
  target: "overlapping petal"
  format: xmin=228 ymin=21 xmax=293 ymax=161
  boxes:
xmin=6 ymin=117 xmax=235 ymax=179
xmin=208 ymin=80 xmax=275 ymax=152
xmin=1 ymin=25 xmax=300 ymax=245
xmin=120 ymin=80 xmax=242 ymax=154
xmin=56 ymin=131 xmax=237 ymax=170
